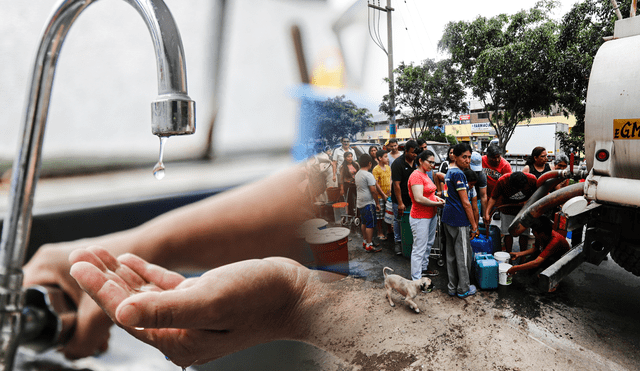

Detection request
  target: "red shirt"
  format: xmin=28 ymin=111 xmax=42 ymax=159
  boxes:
xmin=482 ymin=155 xmax=512 ymax=196
xmin=491 ymin=172 xmax=538 ymax=215
xmin=538 ymin=230 xmax=570 ymax=260
xmin=408 ymin=171 xmax=437 ymax=219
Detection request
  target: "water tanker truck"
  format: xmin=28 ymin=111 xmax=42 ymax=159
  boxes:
xmin=508 ymin=15 xmax=640 ymax=291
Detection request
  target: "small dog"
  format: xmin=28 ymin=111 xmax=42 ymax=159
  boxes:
xmin=383 ymin=267 xmax=431 ymax=313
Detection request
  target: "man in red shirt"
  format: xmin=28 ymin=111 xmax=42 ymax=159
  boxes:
xmin=481 ymin=144 xmax=512 ymax=197
xmin=507 ymin=217 xmax=570 ymax=276
xmin=484 ymin=172 xmax=537 ymax=253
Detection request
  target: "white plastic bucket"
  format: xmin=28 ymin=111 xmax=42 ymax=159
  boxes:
xmin=384 ymin=198 xmax=394 ymax=224
xmin=498 ymin=263 xmax=512 ymax=285
xmin=494 ymin=251 xmax=510 ymax=264
xmin=332 ymin=202 xmax=348 ymax=224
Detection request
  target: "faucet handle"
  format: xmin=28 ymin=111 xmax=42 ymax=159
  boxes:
xmin=151 ymin=95 xmax=196 ymax=137
xmin=20 ymin=285 xmax=76 ymax=353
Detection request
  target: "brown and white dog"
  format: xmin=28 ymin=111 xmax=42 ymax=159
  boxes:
xmin=383 ymin=267 xmax=431 ymax=313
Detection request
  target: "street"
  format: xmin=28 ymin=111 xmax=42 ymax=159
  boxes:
xmin=346 ymin=226 xmax=640 ymax=370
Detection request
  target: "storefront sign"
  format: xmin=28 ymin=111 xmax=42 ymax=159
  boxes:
xmin=471 ymin=122 xmax=494 ymax=134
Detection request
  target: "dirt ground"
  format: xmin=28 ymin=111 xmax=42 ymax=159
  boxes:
xmin=296 ymin=231 xmax=637 ymax=371
xmin=309 ymin=276 xmax=629 ymax=371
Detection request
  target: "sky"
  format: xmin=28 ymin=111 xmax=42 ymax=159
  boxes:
xmin=326 ymin=0 xmax=585 ymax=110
xmin=361 ymin=0 xmax=582 ymax=65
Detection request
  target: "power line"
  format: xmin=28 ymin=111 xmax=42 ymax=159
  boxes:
xmin=407 ymin=0 xmax=434 ymax=52
xmin=367 ymin=0 xmax=387 ymax=54
xmin=396 ymin=5 xmax=424 ymax=61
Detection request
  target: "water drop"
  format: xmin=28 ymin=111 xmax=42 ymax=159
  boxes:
xmin=153 ymin=137 xmax=168 ymax=180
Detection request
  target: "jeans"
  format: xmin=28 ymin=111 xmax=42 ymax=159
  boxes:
xmin=409 ymin=216 xmax=437 ymax=280
xmin=392 ymin=202 xmax=401 ymax=243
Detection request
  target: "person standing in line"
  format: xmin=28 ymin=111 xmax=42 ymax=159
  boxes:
xmin=372 ymin=150 xmax=392 ymax=241
xmin=522 ymin=146 xmax=552 ymax=179
xmin=481 ymin=144 xmax=512 ymax=246
xmin=441 ymin=143 xmax=479 ymax=298
xmin=469 ymin=152 xmax=488 ymax=226
xmin=368 ymin=146 xmax=379 ymax=172
xmin=339 ymin=152 xmax=359 ymax=217
xmin=408 ymin=150 xmax=445 ymax=280
xmin=463 ymin=169 xmax=480 ymax=226
xmin=332 ymin=137 xmax=356 ymax=179
xmin=386 ymin=138 xmax=402 ymax=166
xmin=553 ymin=154 xmax=570 ymax=191
xmin=435 ymin=146 xmax=455 ymax=198
xmin=390 ymin=140 xmax=419 ymax=255
xmin=355 ymin=154 xmax=382 ymax=252
xmin=417 ymin=138 xmax=428 ymax=152
xmin=481 ymin=144 xmax=512 ymax=198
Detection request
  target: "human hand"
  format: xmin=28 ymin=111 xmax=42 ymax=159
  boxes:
xmin=69 ymin=247 xmax=316 ymax=367
xmin=397 ymin=203 xmax=405 ymax=215
xmin=469 ymin=229 xmax=479 ymax=240
xmin=23 ymin=244 xmax=113 ymax=359
xmin=376 ymin=203 xmax=381 ymax=211
xmin=434 ymin=196 xmax=445 ymax=207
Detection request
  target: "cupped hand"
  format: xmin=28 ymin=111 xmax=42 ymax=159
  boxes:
xmin=69 ymin=247 xmax=314 ymax=367
xmin=23 ymin=244 xmax=113 ymax=359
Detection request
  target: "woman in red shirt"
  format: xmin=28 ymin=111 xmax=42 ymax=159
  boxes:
xmin=408 ymin=150 xmax=445 ymax=280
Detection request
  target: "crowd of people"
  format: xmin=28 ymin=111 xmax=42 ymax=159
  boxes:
xmin=324 ymin=138 xmax=573 ymax=298
xmin=20 ymin=136 xmax=575 ymax=364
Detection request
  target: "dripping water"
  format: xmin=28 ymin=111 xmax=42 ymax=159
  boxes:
xmin=153 ymin=137 xmax=168 ymax=179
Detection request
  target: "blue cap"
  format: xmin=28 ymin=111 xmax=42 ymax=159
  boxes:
xmin=470 ymin=152 xmax=482 ymax=171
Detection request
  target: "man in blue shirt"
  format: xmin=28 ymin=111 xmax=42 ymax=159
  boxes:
xmin=442 ymin=143 xmax=479 ymax=298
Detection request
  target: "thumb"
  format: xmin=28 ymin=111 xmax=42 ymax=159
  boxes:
xmin=115 ymin=289 xmax=212 ymax=329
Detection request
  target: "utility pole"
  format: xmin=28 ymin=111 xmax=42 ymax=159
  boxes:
xmin=368 ymin=0 xmax=396 ymax=138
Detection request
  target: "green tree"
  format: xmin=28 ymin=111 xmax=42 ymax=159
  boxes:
xmin=553 ymin=0 xmax=627 ymax=155
xmin=379 ymin=59 xmax=467 ymax=139
xmin=312 ymin=95 xmax=373 ymax=146
xmin=419 ymin=128 xmax=458 ymax=145
xmin=438 ymin=0 xmax=560 ymax=153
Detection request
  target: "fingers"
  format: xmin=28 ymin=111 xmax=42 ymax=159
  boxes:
xmin=70 ymin=247 xmax=140 ymax=294
xmin=69 ymin=262 xmax=131 ymax=322
xmin=114 ymin=289 xmax=204 ymax=329
xmin=118 ymin=254 xmax=184 ymax=290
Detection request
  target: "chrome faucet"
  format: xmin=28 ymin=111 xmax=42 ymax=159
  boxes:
xmin=0 ymin=0 xmax=195 ymax=369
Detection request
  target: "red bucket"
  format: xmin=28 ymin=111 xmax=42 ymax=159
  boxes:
xmin=305 ymin=227 xmax=350 ymax=276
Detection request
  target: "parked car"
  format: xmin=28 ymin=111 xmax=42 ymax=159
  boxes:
xmin=332 ymin=142 xmax=381 ymax=159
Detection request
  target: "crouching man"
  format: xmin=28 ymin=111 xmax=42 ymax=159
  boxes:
xmin=507 ymin=217 xmax=570 ymax=279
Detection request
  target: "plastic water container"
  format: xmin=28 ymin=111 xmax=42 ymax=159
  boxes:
xmin=332 ymin=202 xmax=348 ymax=224
xmin=494 ymin=251 xmax=510 ymax=265
xmin=499 ymin=263 xmax=513 ymax=285
xmin=471 ymin=234 xmax=493 ymax=255
xmin=305 ymin=227 xmax=350 ymax=275
xmin=475 ymin=254 xmax=498 ymax=290
xmin=384 ymin=197 xmax=394 ymax=224
xmin=479 ymin=222 xmax=501 ymax=252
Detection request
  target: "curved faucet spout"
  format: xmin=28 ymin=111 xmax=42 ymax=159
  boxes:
xmin=0 ymin=0 xmax=195 ymax=369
